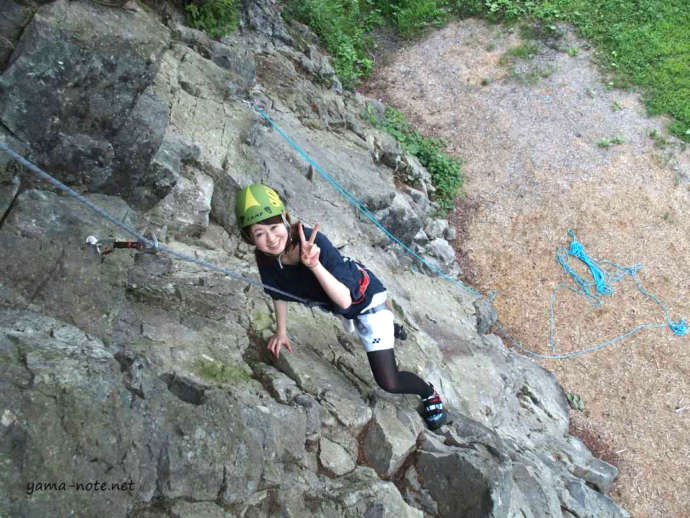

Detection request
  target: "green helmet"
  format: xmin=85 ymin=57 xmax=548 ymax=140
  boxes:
xmin=235 ymin=184 xmax=285 ymax=228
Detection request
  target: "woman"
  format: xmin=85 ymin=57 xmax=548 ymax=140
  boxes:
xmin=236 ymin=184 xmax=447 ymax=429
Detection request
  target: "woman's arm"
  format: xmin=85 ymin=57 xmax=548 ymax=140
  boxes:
xmin=267 ymin=299 xmax=292 ymax=358
xmin=308 ymin=262 xmax=352 ymax=310
xmin=298 ymin=223 xmax=352 ymax=310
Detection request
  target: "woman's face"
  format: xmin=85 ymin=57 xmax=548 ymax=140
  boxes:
xmin=249 ymin=218 xmax=288 ymax=255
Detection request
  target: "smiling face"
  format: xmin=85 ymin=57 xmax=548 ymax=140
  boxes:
xmin=249 ymin=217 xmax=289 ymax=256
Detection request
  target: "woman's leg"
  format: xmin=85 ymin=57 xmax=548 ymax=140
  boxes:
xmin=367 ymin=349 xmax=433 ymax=398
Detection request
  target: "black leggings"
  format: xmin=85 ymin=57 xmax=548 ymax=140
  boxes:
xmin=367 ymin=349 xmax=433 ymax=398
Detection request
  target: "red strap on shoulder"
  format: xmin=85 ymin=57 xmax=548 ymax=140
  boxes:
xmin=352 ymin=268 xmax=370 ymax=305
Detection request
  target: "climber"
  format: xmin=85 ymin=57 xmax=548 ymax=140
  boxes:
xmin=235 ymin=184 xmax=447 ymax=430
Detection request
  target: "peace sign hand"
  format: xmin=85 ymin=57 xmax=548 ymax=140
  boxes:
xmin=298 ymin=222 xmax=321 ymax=269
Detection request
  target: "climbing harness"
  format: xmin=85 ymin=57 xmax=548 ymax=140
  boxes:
xmin=85 ymin=233 xmax=159 ymax=262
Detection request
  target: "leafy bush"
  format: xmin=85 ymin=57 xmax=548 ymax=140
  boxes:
xmin=370 ymin=106 xmax=464 ymax=212
xmin=185 ymin=0 xmax=240 ymax=38
xmin=371 ymin=0 xmax=449 ymax=36
xmin=285 ymin=0 xmax=453 ymax=88
xmin=284 ymin=0 xmax=380 ymax=88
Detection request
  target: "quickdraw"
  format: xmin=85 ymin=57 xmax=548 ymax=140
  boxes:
xmin=85 ymin=233 xmax=159 ymax=263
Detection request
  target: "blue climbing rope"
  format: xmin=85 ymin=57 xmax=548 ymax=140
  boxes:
xmin=554 ymin=230 xmax=686 ymax=337
xmin=252 ymin=106 xmax=481 ymax=298
xmin=249 ymin=104 xmax=687 ymax=360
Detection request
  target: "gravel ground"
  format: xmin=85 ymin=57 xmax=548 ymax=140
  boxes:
xmin=361 ymin=18 xmax=690 ymax=518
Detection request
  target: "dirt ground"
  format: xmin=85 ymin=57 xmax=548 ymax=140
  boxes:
xmin=360 ymin=19 xmax=690 ymax=518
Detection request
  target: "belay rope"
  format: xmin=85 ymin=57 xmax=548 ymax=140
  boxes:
xmin=0 ymin=141 xmax=313 ymax=305
xmin=1 ymin=101 xmax=687 ymax=359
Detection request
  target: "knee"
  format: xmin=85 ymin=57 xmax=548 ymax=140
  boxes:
xmin=373 ymin=374 xmax=399 ymax=394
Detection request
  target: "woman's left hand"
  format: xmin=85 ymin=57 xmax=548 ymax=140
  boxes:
xmin=298 ymin=222 xmax=321 ymax=269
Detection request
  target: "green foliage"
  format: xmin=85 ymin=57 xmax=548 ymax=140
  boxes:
xmin=369 ymin=106 xmax=464 ymax=212
xmin=194 ymin=357 xmax=252 ymax=385
xmin=499 ymin=41 xmax=539 ymax=64
xmin=185 ymin=0 xmax=240 ymax=38
xmin=648 ymin=129 xmax=668 ymax=148
xmin=284 ymin=0 xmax=381 ymax=88
xmin=596 ymin=135 xmax=623 ymax=148
xmin=371 ymin=0 xmax=449 ymax=36
xmin=284 ymin=0 xmax=452 ymax=88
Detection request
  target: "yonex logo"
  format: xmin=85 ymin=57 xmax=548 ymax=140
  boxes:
xmin=372 ymin=338 xmax=381 ymax=344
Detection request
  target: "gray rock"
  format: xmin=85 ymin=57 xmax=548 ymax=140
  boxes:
xmin=331 ymin=467 xmax=424 ymax=518
xmin=295 ymin=393 xmax=322 ymax=449
xmin=0 ymin=0 xmax=171 ymax=206
xmin=243 ymin=0 xmax=293 ymax=45
xmin=403 ymin=153 xmax=435 ymax=195
xmin=400 ymin=464 xmax=439 ymax=515
xmin=145 ymin=163 xmax=213 ymax=238
xmin=0 ymin=0 xmax=32 ymax=68
xmin=108 ymin=88 xmax=171 ymax=209
xmin=0 ymin=133 xmax=23 ymax=219
xmin=376 ymin=193 xmax=423 ymax=245
xmin=425 ymin=219 xmax=450 ymax=240
xmin=427 ymin=238 xmax=456 ymax=266
xmin=0 ymin=189 xmax=135 ymax=339
xmin=404 ymin=185 xmax=431 ymax=219
xmin=0 ymin=173 xmax=19 ymax=220
xmin=0 ymin=308 xmax=294 ymax=516
xmin=170 ymin=501 xmax=233 ymax=518
xmin=369 ymin=129 xmax=403 ymax=170
xmin=365 ymin=99 xmax=386 ymax=121
xmin=560 ymin=476 xmax=629 ymax=518
xmin=46 ymin=132 xmax=115 ymax=190
xmin=211 ymin=39 xmax=257 ymax=96
xmin=254 ymin=362 xmax=300 ymax=404
xmin=413 ymin=430 xmax=513 ymax=518
xmin=362 ymin=400 xmax=418 ymax=478
xmin=552 ymin=434 xmax=620 ymax=493
xmin=275 ymin=337 xmax=372 ymax=431
xmin=413 ymin=229 xmax=429 ymax=246
xmin=474 ymin=296 xmax=498 ymax=334
xmin=319 ymin=437 xmax=356 ymax=477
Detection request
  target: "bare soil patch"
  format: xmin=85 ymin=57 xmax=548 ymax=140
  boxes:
xmin=361 ymin=18 xmax=690 ymax=518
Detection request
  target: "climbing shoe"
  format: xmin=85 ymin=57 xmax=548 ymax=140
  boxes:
xmin=421 ymin=384 xmax=447 ymax=430
xmin=393 ymin=323 xmax=407 ymax=341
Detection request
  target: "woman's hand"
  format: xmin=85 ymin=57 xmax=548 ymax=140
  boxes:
xmin=267 ymin=333 xmax=292 ymax=359
xmin=299 ymin=222 xmax=321 ymax=269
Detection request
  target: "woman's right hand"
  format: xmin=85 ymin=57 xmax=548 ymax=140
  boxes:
xmin=267 ymin=333 xmax=293 ymax=359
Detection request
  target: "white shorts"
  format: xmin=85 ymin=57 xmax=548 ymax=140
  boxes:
xmin=341 ymin=291 xmax=394 ymax=352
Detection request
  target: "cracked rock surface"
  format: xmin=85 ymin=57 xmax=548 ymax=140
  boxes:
xmin=0 ymin=1 xmax=627 ymax=517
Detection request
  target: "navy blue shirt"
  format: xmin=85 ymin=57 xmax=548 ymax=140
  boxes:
xmin=256 ymin=225 xmax=385 ymax=319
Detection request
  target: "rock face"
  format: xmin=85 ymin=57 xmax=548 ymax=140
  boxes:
xmin=0 ymin=1 xmax=628 ymax=517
